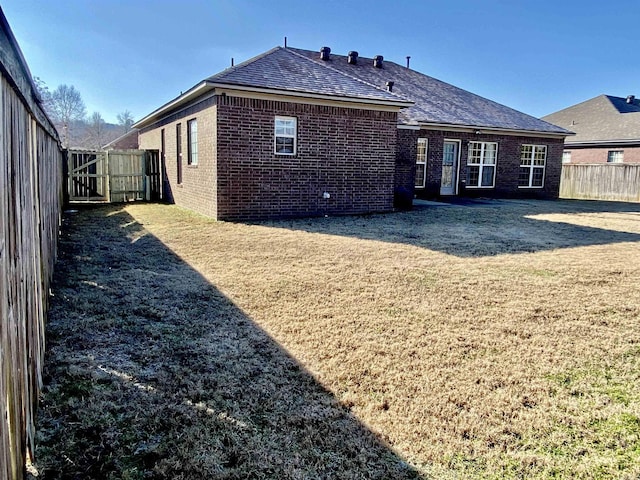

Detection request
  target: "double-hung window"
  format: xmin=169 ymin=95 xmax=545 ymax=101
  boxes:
xmin=275 ymin=116 xmax=296 ymax=155
xmin=467 ymin=141 xmax=497 ymax=188
xmin=519 ymin=145 xmax=546 ymax=188
xmin=187 ymin=119 xmax=198 ymax=166
xmin=415 ymin=138 xmax=428 ymax=188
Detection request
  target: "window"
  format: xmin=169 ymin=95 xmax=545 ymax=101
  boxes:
xmin=607 ymin=150 xmax=624 ymax=163
xmin=176 ymin=123 xmax=183 ymax=183
xmin=160 ymin=128 xmax=165 ymax=164
xmin=415 ymin=138 xmax=428 ymax=188
xmin=467 ymin=142 xmax=497 ymax=188
xmin=274 ymin=116 xmax=296 ymax=155
xmin=187 ymin=119 xmax=198 ymax=166
xmin=562 ymin=151 xmax=571 ymax=164
xmin=519 ymin=145 xmax=546 ymax=188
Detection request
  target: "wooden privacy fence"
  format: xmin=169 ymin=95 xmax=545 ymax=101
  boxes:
xmin=68 ymin=149 xmax=161 ymax=203
xmin=0 ymin=7 xmax=64 ymax=480
xmin=560 ymin=164 xmax=640 ymax=202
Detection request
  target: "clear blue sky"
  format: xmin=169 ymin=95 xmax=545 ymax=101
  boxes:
xmin=3 ymin=0 xmax=639 ymax=124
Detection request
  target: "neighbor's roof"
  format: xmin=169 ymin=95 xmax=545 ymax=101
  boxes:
xmin=102 ymin=128 xmax=139 ymax=150
xmin=290 ymin=48 xmax=570 ymax=135
xmin=542 ymin=95 xmax=640 ymax=145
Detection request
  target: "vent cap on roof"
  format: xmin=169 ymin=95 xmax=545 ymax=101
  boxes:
xmin=373 ymin=55 xmax=384 ymax=68
xmin=320 ymin=46 xmax=331 ymax=61
xmin=627 ymin=95 xmax=635 ymax=104
xmin=347 ymin=51 xmax=358 ymax=65
xmin=386 ymin=81 xmax=394 ymax=92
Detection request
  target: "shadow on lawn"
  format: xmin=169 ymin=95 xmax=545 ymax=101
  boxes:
xmin=34 ymin=206 xmax=422 ymax=479
xmin=262 ymin=198 xmax=640 ymax=257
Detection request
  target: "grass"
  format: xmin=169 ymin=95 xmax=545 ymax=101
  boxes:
xmin=31 ymin=199 xmax=640 ymax=479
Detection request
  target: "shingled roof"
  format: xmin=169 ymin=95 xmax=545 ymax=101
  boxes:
xmin=134 ymin=46 xmax=412 ymax=129
xmin=207 ymin=47 xmax=409 ymax=104
xmin=289 ymin=48 xmax=569 ymax=135
xmin=542 ymin=95 xmax=640 ymax=144
xmin=136 ymin=45 xmax=570 ymax=136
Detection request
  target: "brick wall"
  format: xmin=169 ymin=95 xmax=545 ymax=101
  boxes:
xmin=215 ymin=95 xmax=398 ymax=220
xmin=404 ymin=130 xmax=565 ymax=199
xmin=139 ymin=97 xmax=218 ymax=218
xmin=564 ymin=146 xmax=640 ymax=164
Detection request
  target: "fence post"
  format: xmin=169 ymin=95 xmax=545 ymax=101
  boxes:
xmin=105 ymin=150 xmax=111 ymax=203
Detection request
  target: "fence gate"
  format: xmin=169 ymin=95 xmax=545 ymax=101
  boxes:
xmin=67 ymin=149 xmax=162 ymax=203
xmin=68 ymin=150 xmax=108 ymax=201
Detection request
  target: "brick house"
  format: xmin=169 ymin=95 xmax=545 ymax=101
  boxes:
xmin=103 ymin=129 xmax=139 ymax=150
xmin=134 ymin=46 xmax=570 ymax=220
xmin=542 ymin=95 xmax=640 ymax=165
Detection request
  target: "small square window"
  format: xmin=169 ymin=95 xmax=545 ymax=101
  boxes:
xmin=562 ymin=151 xmax=571 ymax=163
xmin=607 ymin=150 xmax=624 ymax=163
xmin=274 ymin=117 xmax=297 ymax=155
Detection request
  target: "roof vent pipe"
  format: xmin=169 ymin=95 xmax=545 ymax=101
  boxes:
xmin=627 ymin=95 xmax=635 ymax=104
xmin=406 ymin=56 xmax=411 ymax=69
xmin=320 ymin=46 xmax=331 ymax=61
xmin=386 ymin=81 xmax=394 ymax=92
xmin=347 ymin=51 xmax=359 ymax=64
xmin=373 ymin=55 xmax=384 ymax=68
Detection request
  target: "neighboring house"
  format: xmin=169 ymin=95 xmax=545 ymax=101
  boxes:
xmin=103 ymin=128 xmax=139 ymax=150
xmin=543 ymin=95 xmax=640 ymax=164
xmin=134 ymin=46 xmax=570 ymax=220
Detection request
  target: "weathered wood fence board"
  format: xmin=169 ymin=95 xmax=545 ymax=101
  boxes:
xmin=560 ymin=164 xmax=640 ymax=202
xmin=68 ymin=149 xmax=162 ymax=203
xmin=1 ymin=7 xmax=64 ymax=480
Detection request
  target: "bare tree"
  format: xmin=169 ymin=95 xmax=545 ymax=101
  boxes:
xmin=49 ymin=84 xmax=87 ymax=147
xmin=117 ymin=110 xmax=134 ymax=134
xmin=86 ymin=111 xmax=107 ymax=149
xmin=33 ymin=76 xmax=53 ymax=114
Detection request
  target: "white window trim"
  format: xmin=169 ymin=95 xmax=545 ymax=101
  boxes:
xmin=415 ymin=137 xmax=428 ymax=189
xmin=274 ymin=116 xmax=297 ymax=156
xmin=466 ymin=141 xmax=498 ymax=188
xmin=519 ymin=144 xmax=546 ymax=189
xmin=187 ymin=118 xmax=198 ymax=166
xmin=562 ymin=151 xmax=571 ymax=164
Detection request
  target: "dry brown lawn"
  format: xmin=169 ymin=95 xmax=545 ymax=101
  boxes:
xmin=32 ymin=199 xmax=640 ymax=479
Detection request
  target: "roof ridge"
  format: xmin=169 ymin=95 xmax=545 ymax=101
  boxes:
xmin=544 ymin=94 xmax=610 ymax=117
xmin=291 ymin=47 xmax=404 ymax=68
xmin=207 ymin=46 xmax=283 ymax=81
xmin=291 ymin=48 xmax=559 ymax=129
xmin=285 ymin=47 xmax=412 ymax=102
xmin=605 ymin=94 xmax=628 ymax=101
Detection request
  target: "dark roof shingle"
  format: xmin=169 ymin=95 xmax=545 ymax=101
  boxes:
xmin=208 ymin=47 xmax=408 ymax=103
xmin=136 ymin=44 xmax=571 ymax=136
xmin=542 ymin=95 xmax=640 ymax=143
xmin=289 ymin=48 xmax=569 ymax=134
